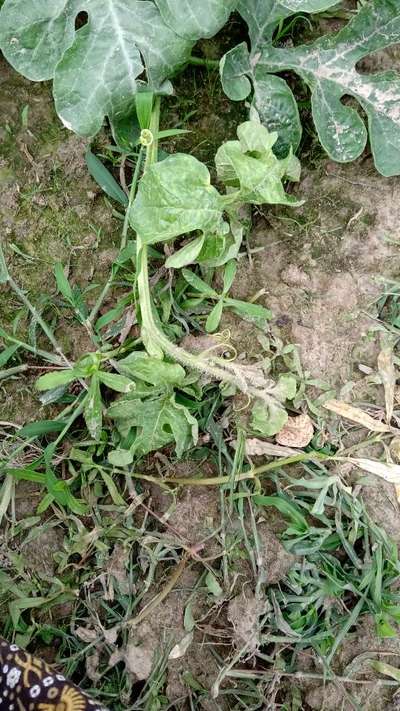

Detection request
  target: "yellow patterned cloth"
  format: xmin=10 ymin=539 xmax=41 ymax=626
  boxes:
xmin=0 ymin=639 xmax=109 ymax=711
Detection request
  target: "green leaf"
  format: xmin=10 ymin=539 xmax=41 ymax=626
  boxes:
xmin=182 ymin=269 xmax=217 ymax=296
xmin=206 ymin=300 xmax=224 ymax=333
xmin=0 ymin=242 xmax=9 ymax=284
xmin=110 ymin=110 xmax=141 ymax=152
xmin=0 ymin=0 xmax=233 ymax=137
xmin=216 ymin=121 xmax=303 ymax=205
xmin=236 ymin=0 xmax=400 ymax=176
xmin=85 ymin=150 xmax=128 ymax=206
xmin=19 ymin=420 xmax=67 ymax=438
xmin=225 ymin=298 xmax=272 ymax=321
xmin=54 ymin=262 xmax=73 ymax=302
xmin=223 ymin=260 xmax=237 ymax=294
xmin=98 ymin=371 xmax=135 ymax=394
xmin=130 ymin=153 xmax=225 ymax=245
xmin=84 ymin=374 xmax=103 ymax=441
xmin=116 ymin=352 xmax=186 ymax=386
xmin=135 ymin=91 xmax=154 ymax=130
xmin=108 ymin=394 xmax=198 ymax=457
xmin=108 ymin=449 xmax=134 ymax=467
xmin=166 ymin=234 xmax=205 ymax=269
xmin=253 ymin=494 xmax=308 ymax=532
xmin=0 ymin=344 xmax=19 ymax=368
xmin=205 ymin=570 xmax=223 ymax=597
xmin=272 ymin=373 xmax=297 ymax=401
xmin=35 ymin=369 xmax=79 ymax=392
xmin=251 ymin=398 xmax=288 ymax=437
xmin=252 ymin=73 xmax=302 ymax=158
xmin=220 ymin=42 xmax=252 ymax=101
xmin=154 ymin=0 xmax=238 ymax=40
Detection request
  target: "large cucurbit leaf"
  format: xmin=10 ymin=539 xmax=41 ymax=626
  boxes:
xmin=154 ymin=0 xmax=238 ymax=40
xmin=1 ymin=0 xmax=233 ymax=136
xmin=225 ymin=0 xmax=400 ymax=175
xmin=130 ymin=153 xmax=225 ymax=244
xmin=108 ymin=394 xmax=198 ymax=457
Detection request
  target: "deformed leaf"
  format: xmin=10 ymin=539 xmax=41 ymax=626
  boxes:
xmin=130 ymin=153 xmax=225 ymax=244
xmin=206 ymin=300 xmax=224 ymax=333
xmin=116 ymin=352 xmax=186 ymax=386
xmin=252 ymin=398 xmax=289 ymax=438
xmin=108 ymin=394 xmax=198 ymax=457
xmin=216 ymin=121 xmax=303 ymax=205
xmin=84 ymin=374 xmax=103 ymax=441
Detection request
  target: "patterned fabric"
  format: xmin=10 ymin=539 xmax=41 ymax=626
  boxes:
xmin=0 ymin=639 xmax=109 ymax=711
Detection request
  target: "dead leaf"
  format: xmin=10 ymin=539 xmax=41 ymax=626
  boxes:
xmin=350 ymin=457 xmax=400 ymax=483
xmin=275 ymin=414 xmax=314 ymax=448
xmin=378 ymin=343 xmax=395 ymax=424
xmin=323 ymin=399 xmax=390 ymax=433
xmin=75 ymin=626 xmax=97 ymax=643
xmin=169 ymin=631 xmax=193 ymax=660
xmin=244 ymin=439 xmax=300 ymax=457
xmin=86 ymin=651 xmax=101 ymax=683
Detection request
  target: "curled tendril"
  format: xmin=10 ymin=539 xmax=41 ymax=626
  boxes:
xmin=233 ymin=392 xmax=251 ymax=413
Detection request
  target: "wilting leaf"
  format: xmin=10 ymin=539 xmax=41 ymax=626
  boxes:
xmin=378 ymin=342 xmax=395 ymax=424
xmin=252 ymin=398 xmax=289 ymax=437
xmin=108 ymin=394 xmax=198 ymax=457
xmin=116 ymin=352 xmax=186 ymax=386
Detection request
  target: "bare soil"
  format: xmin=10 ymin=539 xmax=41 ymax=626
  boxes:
xmin=1 ymin=32 xmax=400 ymax=710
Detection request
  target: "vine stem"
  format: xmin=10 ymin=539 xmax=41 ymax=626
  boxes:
xmin=134 ymin=100 xmax=286 ymax=403
xmin=188 ymin=56 xmax=219 ymax=69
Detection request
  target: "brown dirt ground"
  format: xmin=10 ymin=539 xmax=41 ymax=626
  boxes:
xmin=2 ymin=27 xmax=400 ymax=711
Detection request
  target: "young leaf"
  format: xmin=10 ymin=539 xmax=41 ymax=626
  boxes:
xmin=36 ymin=369 xmax=80 ymax=392
xmin=223 ymin=260 xmax=237 ymax=295
xmin=182 ymin=269 xmax=217 ymax=297
xmin=0 ymin=344 xmax=19 ymax=368
xmin=98 ymin=371 xmax=136 ymax=394
xmin=54 ymin=262 xmax=74 ymax=302
xmin=130 ymin=154 xmax=225 ymax=244
xmin=108 ymin=394 xmax=198 ymax=457
xmin=84 ymin=374 xmax=103 ymax=441
xmin=116 ymin=352 xmax=186 ymax=386
xmin=206 ymin=300 xmax=224 ymax=333
xmin=166 ymin=234 xmax=206 ymax=269
xmin=216 ymin=121 xmax=303 ymax=206
xmin=85 ymin=150 xmax=128 ymax=206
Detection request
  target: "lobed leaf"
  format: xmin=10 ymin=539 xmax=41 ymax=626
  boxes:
xmin=223 ymin=0 xmax=400 ymax=175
